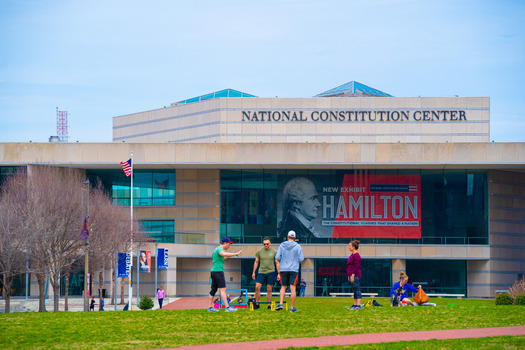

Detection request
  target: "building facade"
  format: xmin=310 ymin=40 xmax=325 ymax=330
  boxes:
xmin=1 ymin=83 xmax=524 ymax=299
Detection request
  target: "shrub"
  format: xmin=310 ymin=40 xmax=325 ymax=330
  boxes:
xmin=138 ymin=295 xmax=154 ymax=310
xmin=495 ymin=293 xmax=513 ymax=305
xmin=508 ymin=278 xmax=525 ymax=299
xmin=514 ymin=294 xmax=525 ymax=306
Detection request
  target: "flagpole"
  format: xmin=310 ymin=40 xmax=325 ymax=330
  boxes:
xmin=128 ymin=151 xmax=134 ymax=311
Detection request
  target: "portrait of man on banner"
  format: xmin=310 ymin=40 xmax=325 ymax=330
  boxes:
xmin=139 ymin=250 xmax=151 ymax=273
xmin=277 ymin=177 xmax=323 ymax=240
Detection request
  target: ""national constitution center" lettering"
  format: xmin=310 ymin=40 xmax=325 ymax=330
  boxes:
xmin=241 ymin=110 xmax=467 ymax=122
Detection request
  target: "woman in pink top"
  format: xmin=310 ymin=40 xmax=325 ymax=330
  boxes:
xmin=157 ymin=286 xmax=165 ymax=309
xmin=346 ymin=240 xmax=362 ymax=310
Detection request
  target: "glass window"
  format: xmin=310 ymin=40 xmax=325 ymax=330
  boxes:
xmin=87 ymin=169 xmax=175 ymax=206
xmin=406 ymin=259 xmax=466 ymax=295
xmin=0 ymin=272 xmax=30 ymax=297
xmin=221 ymin=169 xmax=488 ymax=245
xmin=141 ymin=220 xmax=175 ymax=243
xmin=240 ymin=258 xmax=300 ymax=295
xmin=0 ymin=166 xmax=22 ymax=187
xmin=315 ymin=258 xmax=391 ymax=296
xmin=60 ymin=271 xmax=83 ymax=296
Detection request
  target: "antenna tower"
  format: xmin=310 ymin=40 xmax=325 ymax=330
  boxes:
xmin=56 ymin=107 xmax=69 ymax=142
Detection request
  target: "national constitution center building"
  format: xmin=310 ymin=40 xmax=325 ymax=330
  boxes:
xmin=1 ymin=81 xmax=524 ymax=299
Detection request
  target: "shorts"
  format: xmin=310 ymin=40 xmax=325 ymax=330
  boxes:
xmin=280 ymin=271 xmax=298 ymax=287
xmin=256 ymin=272 xmax=277 ymax=286
xmin=209 ymin=271 xmax=226 ymax=297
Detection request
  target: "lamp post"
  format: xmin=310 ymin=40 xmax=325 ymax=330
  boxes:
xmin=83 ymin=179 xmax=90 ymax=312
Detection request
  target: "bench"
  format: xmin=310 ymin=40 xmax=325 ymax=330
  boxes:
xmin=427 ymin=293 xmax=465 ymax=299
xmin=331 ymin=293 xmax=378 ymax=297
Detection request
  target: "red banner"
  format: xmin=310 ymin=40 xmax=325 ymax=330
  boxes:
xmin=328 ymin=174 xmax=421 ymax=239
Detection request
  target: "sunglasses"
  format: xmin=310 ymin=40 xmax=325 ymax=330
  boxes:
xmin=263 ymin=243 xmax=270 ymax=246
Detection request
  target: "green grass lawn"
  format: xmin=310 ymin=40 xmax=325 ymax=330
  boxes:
xmin=0 ymin=298 xmax=524 ymax=349
xmin=288 ymin=336 xmax=525 ymax=350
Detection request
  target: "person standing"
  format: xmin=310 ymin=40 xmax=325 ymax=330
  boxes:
xmin=299 ymin=279 xmax=306 ymax=297
xmin=275 ymin=230 xmax=304 ymax=312
xmin=346 ymin=240 xmax=362 ymax=310
xmin=89 ymin=297 xmax=95 ymax=311
xmin=207 ymin=237 xmax=242 ymax=312
xmin=99 ymin=297 xmax=105 ymax=311
xmin=157 ymin=286 xmax=165 ymax=309
xmin=252 ymin=237 xmax=280 ymax=309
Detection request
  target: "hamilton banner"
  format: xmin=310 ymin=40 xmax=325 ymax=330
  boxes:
xmin=277 ymin=173 xmax=421 ymax=240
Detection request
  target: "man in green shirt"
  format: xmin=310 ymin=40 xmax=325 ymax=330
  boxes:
xmin=252 ymin=237 xmax=280 ymax=309
xmin=207 ymin=237 xmax=242 ymax=312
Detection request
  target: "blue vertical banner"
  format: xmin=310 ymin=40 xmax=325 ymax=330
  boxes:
xmin=158 ymin=249 xmax=168 ymax=270
xmin=118 ymin=253 xmax=131 ymax=278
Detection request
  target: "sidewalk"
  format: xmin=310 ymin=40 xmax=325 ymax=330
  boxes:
xmin=0 ymin=296 xmax=173 ymax=313
xmin=172 ymin=326 xmax=525 ymax=350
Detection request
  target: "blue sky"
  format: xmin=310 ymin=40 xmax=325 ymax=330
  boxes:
xmin=1 ymin=0 xmax=524 ymax=142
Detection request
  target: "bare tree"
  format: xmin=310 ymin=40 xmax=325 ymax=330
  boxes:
xmin=1 ymin=166 xmax=148 ymax=313
xmin=24 ymin=166 xmax=85 ymax=312
xmin=0 ymin=172 xmax=30 ymax=313
xmin=82 ymin=181 xmax=146 ymax=308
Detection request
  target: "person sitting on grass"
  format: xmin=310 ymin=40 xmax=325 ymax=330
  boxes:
xmin=390 ymin=271 xmax=420 ymax=306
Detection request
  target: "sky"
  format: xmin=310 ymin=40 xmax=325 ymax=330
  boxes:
xmin=1 ymin=0 xmax=524 ymax=143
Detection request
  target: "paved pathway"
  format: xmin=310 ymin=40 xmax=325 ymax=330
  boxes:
xmin=170 ymin=326 xmax=525 ymax=350
xmin=163 ymin=297 xmax=204 ymax=310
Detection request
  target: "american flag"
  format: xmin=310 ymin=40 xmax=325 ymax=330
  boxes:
xmin=120 ymin=158 xmax=132 ymax=177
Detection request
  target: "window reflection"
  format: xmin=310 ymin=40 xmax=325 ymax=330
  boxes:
xmin=221 ymin=169 xmax=488 ymax=245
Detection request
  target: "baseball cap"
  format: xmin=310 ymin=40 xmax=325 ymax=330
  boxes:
xmin=221 ymin=237 xmax=234 ymax=244
xmin=287 ymin=230 xmax=296 ymax=238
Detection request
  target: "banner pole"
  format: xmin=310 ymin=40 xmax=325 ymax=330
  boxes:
xmin=137 ymin=245 xmax=140 ymax=305
xmin=114 ymin=247 xmax=118 ymax=311
xmin=155 ymin=242 xmax=158 ymax=298
xmin=128 ymin=151 xmax=134 ymax=311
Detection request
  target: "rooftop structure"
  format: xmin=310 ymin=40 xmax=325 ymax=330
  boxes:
xmin=315 ymin=81 xmax=393 ymax=97
xmin=173 ymin=88 xmax=257 ymax=105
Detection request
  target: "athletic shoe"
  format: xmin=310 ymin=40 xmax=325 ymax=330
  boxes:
xmin=207 ymin=307 xmax=219 ymax=312
xmin=267 ymin=304 xmax=272 ymax=310
xmin=275 ymin=304 xmax=284 ymax=310
xmin=225 ymin=306 xmax=237 ymax=312
xmin=348 ymin=305 xmax=357 ymax=310
xmin=354 ymin=305 xmax=362 ymax=310
xmin=253 ymin=303 xmax=260 ymax=310
xmin=289 ymin=307 xmax=298 ymax=312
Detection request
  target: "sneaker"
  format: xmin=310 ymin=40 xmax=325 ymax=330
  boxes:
xmin=348 ymin=305 xmax=357 ymax=310
xmin=225 ymin=306 xmax=237 ymax=312
xmin=207 ymin=307 xmax=219 ymax=312
xmin=253 ymin=303 xmax=260 ymax=310
xmin=267 ymin=304 xmax=272 ymax=310
xmin=275 ymin=304 xmax=284 ymax=310
xmin=289 ymin=307 xmax=298 ymax=312
xmin=354 ymin=305 xmax=362 ymax=310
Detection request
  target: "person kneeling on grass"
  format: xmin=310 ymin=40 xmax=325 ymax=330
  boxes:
xmin=390 ymin=271 xmax=420 ymax=306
